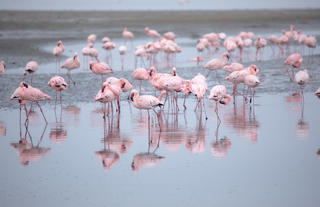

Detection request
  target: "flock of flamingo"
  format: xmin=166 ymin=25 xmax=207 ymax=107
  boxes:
xmin=0 ymin=23 xmax=319 ymax=169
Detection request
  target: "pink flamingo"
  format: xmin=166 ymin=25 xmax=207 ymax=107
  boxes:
xmin=254 ymin=36 xmax=267 ymax=61
xmin=223 ymin=62 xmax=244 ymax=73
xmin=224 ymin=38 xmax=237 ymax=57
xmin=87 ymin=43 xmax=100 ymax=63
xmin=131 ymin=68 xmax=149 ymax=92
xmin=190 ymin=73 xmax=208 ymax=119
xmin=208 ymin=85 xmax=231 ymax=122
xmin=163 ymin=31 xmax=176 ymax=41
xmin=103 ymin=41 xmax=116 ymax=64
xmin=61 ymin=53 xmax=80 ymax=85
xmin=94 ymin=83 xmax=118 ymax=117
xmin=48 ymin=76 xmax=67 ymax=106
xmin=0 ymin=61 xmax=5 ymax=75
xmin=53 ymin=40 xmax=64 ymax=70
xmin=145 ymin=27 xmax=160 ymax=40
xmin=89 ymin=61 xmax=113 ymax=84
xmin=130 ymin=89 xmax=166 ymax=133
xmin=102 ymin=36 xmax=110 ymax=44
xmin=122 ymin=27 xmax=134 ymax=48
xmin=23 ymin=61 xmax=38 ymax=84
xmin=284 ymin=53 xmax=303 ymax=81
xmin=190 ymin=56 xmax=204 ymax=66
xmin=244 ymin=74 xmax=260 ymax=104
xmin=11 ymin=82 xmax=51 ymax=123
xmin=224 ymin=65 xmax=259 ymax=98
xmin=295 ymin=69 xmax=309 ymax=102
xmin=203 ymin=53 xmax=230 ymax=79
xmin=118 ymin=45 xmax=127 ymax=70
xmin=87 ymin=34 xmax=97 ymax=44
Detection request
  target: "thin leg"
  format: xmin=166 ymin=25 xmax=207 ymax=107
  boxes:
xmin=36 ymin=102 xmax=48 ymax=124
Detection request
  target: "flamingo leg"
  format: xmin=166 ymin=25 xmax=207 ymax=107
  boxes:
xmin=36 ymin=102 xmax=48 ymax=124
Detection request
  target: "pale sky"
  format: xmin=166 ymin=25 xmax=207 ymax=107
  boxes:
xmin=1 ymin=0 xmax=320 ymax=10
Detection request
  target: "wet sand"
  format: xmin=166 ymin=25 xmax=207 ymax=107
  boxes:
xmin=0 ymin=9 xmax=320 ymax=207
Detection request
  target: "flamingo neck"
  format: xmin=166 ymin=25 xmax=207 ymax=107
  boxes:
xmin=158 ymin=91 xmax=166 ymax=101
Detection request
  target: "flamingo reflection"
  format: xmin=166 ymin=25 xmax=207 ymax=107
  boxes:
xmin=11 ymin=123 xmax=50 ymax=166
xmin=0 ymin=121 xmax=6 ymax=136
xmin=224 ymin=100 xmax=259 ymax=143
xmin=185 ymin=116 xmax=207 ymax=153
xmin=296 ymin=96 xmax=309 ymax=139
xmin=50 ymin=105 xmax=67 ymax=143
xmin=210 ymin=120 xmax=232 ymax=158
xmin=131 ymin=126 xmax=164 ymax=172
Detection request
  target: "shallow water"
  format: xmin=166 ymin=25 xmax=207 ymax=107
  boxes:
xmin=0 ymin=10 xmax=320 ymax=207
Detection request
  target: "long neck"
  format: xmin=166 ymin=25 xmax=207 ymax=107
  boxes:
xmin=158 ymin=91 xmax=166 ymax=101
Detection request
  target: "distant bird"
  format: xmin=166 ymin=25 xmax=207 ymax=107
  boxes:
xmin=244 ymin=74 xmax=260 ymax=103
xmin=223 ymin=62 xmax=244 ymax=73
xmin=208 ymin=85 xmax=231 ymax=122
xmin=23 ymin=61 xmax=38 ymax=84
xmin=61 ymin=53 xmax=80 ymax=85
xmin=10 ymin=82 xmax=51 ymax=123
xmin=102 ymin=36 xmax=110 ymax=43
xmin=122 ymin=27 xmax=134 ymax=45
xmin=254 ymin=36 xmax=267 ymax=61
xmin=295 ymin=69 xmax=309 ymax=101
xmin=118 ymin=45 xmax=127 ymax=70
xmin=204 ymin=53 xmax=230 ymax=79
xmin=48 ymin=76 xmax=67 ymax=106
xmin=53 ymin=40 xmax=64 ymax=70
xmin=88 ymin=34 xmax=97 ymax=44
xmin=163 ymin=31 xmax=176 ymax=41
xmin=190 ymin=56 xmax=204 ymax=66
xmin=145 ymin=27 xmax=160 ymax=40
xmin=89 ymin=61 xmax=113 ymax=84
xmin=131 ymin=68 xmax=149 ymax=92
xmin=284 ymin=53 xmax=303 ymax=81
xmin=0 ymin=61 xmax=6 ymax=75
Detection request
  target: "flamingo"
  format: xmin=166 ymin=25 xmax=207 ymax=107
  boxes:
xmin=118 ymin=45 xmax=127 ymax=70
xmin=11 ymin=82 xmax=51 ymax=123
xmin=295 ymin=69 xmax=309 ymax=102
xmin=87 ymin=34 xmax=97 ymax=44
xmin=0 ymin=61 xmax=5 ymax=75
xmin=122 ymin=27 xmax=134 ymax=48
xmin=254 ymin=36 xmax=267 ymax=61
xmin=102 ymin=36 xmax=110 ymax=43
xmin=61 ymin=53 xmax=80 ymax=85
xmin=284 ymin=53 xmax=303 ymax=81
xmin=53 ymin=40 xmax=64 ymax=71
xmin=244 ymin=74 xmax=260 ymax=103
xmin=163 ymin=31 xmax=176 ymax=41
xmin=94 ymin=83 xmax=118 ymax=117
xmin=190 ymin=56 xmax=204 ymax=66
xmin=145 ymin=27 xmax=160 ymax=40
xmin=203 ymin=53 xmax=230 ymax=79
xmin=130 ymin=89 xmax=166 ymax=132
xmin=223 ymin=62 xmax=244 ymax=73
xmin=224 ymin=65 xmax=259 ymax=98
xmin=23 ymin=61 xmax=38 ymax=84
xmin=190 ymin=73 xmax=208 ymax=119
xmin=86 ymin=43 xmax=100 ymax=63
xmin=103 ymin=41 xmax=116 ymax=64
xmin=48 ymin=76 xmax=68 ymax=106
xmin=131 ymin=68 xmax=149 ymax=92
xmin=89 ymin=61 xmax=113 ymax=84
xmin=208 ymin=85 xmax=231 ymax=122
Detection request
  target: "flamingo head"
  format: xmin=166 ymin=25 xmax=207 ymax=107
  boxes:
xmin=145 ymin=27 xmax=149 ymax=32
xmin=172 ymin=67 xmax=177 ymax=76
xmin=20 ymin=82 xmax=28 ymax=88
xmin=120 ymin=78 xmax=132 ymax=92
xmin=129 ymin=90 xmax=139 ymax=102
xmin=249 ymin=65 xmax=259 ymax=74
xmin=149 ymin=67 xmax=156 ymax=77
xmin=73 ymin=53 xmax=78 ymax=60
xmin=219 ymin=94 xmax=231 ymax=105
xmin=88 ymin=42 xmax=93 ymax=48
xmin=89 ymin=61 xmax=94 ymax=70
xmin=1 ymin=61 xmax=5 ymax=68
xmin=222 ymin=53 xmax=230 ymax=60
xmin=57 ymin=40 xmax=63 ymax=46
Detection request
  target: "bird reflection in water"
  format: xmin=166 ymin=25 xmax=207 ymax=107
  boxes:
xmin=185 ymin=115 xmax=207 ymax=153
xmin=131 ymin=122 xmax=164 ymax=172
xmin=317 ymin=149 xmax=320 ymax=159
xmin=63 ymin=105 xmax=81 ymax=123
xmin=0 ymin=121 xmax=6 ymax=136
xmin=224 ymin=100 xmax=259 ymax=143
xmin=296 ymin=94 xmax=309 ymax=139
xmin=50 ymin=102 xmax=67 ymax=143
xmin=11 ymin=123 xmax=50 ymax=166
xmin=155 ymin=111 xmax=187 ymax=152
xmin=211 ymin=118 xmax=232 ymax=158
xmin=95 ymin=112 xmax=132 ymax=170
